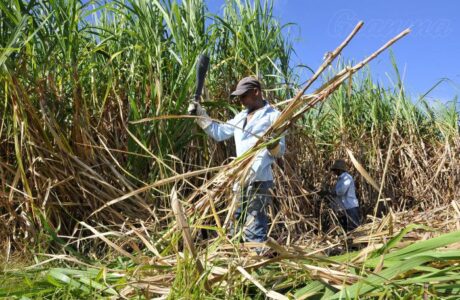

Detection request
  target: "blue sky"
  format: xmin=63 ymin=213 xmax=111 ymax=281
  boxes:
xmin=207 ymin=0 xmax=460 ymax=104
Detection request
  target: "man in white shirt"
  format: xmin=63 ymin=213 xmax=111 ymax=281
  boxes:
xmin=188 ymin=77 xmax=285 ymax=245
xmin=321 ymin=159 xmax=360 ymax=232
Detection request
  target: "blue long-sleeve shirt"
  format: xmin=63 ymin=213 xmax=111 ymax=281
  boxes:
xmin=204 ymin=101 xmax=285 ymax=184
xmin=334 ymin=172 xmax=359 ymax=210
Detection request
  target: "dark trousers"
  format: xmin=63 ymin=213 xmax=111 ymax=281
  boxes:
xmin=339 ymin=207 xmax=360 ymax=232
xmin=231 ymin=183 xmax=272 ymax=243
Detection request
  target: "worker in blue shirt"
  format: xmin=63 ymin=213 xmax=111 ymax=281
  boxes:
xmin=320 ymin=159 xmax=360 ymax=232
xmin=188 ymin=77 xmax=285 ymax=245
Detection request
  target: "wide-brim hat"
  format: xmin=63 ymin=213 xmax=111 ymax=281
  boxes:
xmin=230 ymin=76 xmax=261 ymax=97
xmin=331 ymin=159 xmax=347 ymax=171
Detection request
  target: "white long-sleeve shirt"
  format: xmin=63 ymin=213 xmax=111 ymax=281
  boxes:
xmin=204 ymin=101 xmax=285 ymax=183
xmin=334 ymin=172 xmax=359 ymax=210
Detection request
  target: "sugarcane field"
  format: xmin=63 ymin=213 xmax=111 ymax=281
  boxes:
xmin=1 ymin=0 xmax=460 ymax=299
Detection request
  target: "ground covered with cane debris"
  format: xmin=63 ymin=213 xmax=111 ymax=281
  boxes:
xmin=0 ymin=0 xmax=459 ymax=299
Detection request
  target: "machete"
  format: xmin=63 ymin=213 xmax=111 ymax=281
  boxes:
xmin=188 ymin=54 xmax=210 ymax=115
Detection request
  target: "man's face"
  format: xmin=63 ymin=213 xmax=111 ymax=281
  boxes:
xmin=332 ymin=169 xmax=342 ymax=176
xmin=239 ymin=89 xmax=258 ymax=110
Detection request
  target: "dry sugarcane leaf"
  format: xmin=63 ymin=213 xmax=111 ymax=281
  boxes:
xmin=236 ymin=266 xmax=289 ymax=300
xmin=90 ymin=166 xmax=223 ymax=216
xmin=170 ymin=186 xmax=211 ymax=291
xmin=346 ymin=148 xmax=380 ymax=192
xmin=80 ymin=222 xmax=134 ymax=259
